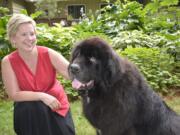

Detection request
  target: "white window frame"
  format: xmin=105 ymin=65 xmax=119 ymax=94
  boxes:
xmin=67 ymin=4 xmax=86 ymax=20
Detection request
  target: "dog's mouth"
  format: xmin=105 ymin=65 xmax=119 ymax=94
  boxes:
xmin=72 ymin=79 xmax=94 ymax=90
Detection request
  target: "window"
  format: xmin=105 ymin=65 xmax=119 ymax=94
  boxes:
xmin=44 ymin=9 xmax=48 ymax=16
xmin=68 ymin=5 xmax=85 ymax=19
xmin=100 ymin=3 xmax=112 ymax=9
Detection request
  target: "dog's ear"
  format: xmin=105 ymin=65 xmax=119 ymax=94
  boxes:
xmin=102 ymin=55 xmax=118 ymax=88
xmin=102 ymin=53 xmax=125 ymax=89
xmin=70 ymin=46 xmax=80 ymax=62
xmin=108 ymin=58 xmax=117 ymax=77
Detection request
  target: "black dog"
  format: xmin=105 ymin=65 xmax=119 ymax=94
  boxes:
xmin=68 ymin=37 xmax=180 ymax=135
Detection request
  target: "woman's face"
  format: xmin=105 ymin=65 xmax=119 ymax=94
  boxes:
xmin=12 ymin=23 xmax=37 ymax=52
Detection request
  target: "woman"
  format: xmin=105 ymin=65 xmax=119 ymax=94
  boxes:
xmin=1 ymin=14 xmax=75 ymax=135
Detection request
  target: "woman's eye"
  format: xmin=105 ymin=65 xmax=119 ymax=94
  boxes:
xmin=30 ymin=32 xmax=35 ymax=36
xmin=22 ymin=33 xmax=26 ymax=36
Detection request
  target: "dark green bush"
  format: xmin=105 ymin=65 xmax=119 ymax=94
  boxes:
xmin=57 ymin=76 xmax=78 ymax=101
xmin=112 ymin=30 xmax=167 ymax=50
xmin=0 ymin=0 xmax=179 ymax=99
xmin=76 ymin=1 xmax=145 ymax=37
xmin=37 ymin=23 xmax=77 ymax=59
xmin=119 ymin=47 xmax=180 ymax=93
xmin=0 ymin=8 xmax=13 ymax=100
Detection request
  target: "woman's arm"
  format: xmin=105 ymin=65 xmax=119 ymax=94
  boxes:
xmin=1 ymin=56 xmax=60 ymax=110
xmin=1 ymin=56 xmax=41 ymax=101
xmin=48 ymin=48 xmax=70 ymax=80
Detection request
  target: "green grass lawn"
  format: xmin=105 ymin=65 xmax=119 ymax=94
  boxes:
xmin=0 ymin=97 xmax=179 ymax=135
xmin=0 ymin=101 xmax=14 ymax=135
xmin=0 ymin=100 xmax=95 ymax=135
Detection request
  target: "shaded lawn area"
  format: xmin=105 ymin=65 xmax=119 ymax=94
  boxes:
xmin=0 ymin=97 xmax=180 ymax=135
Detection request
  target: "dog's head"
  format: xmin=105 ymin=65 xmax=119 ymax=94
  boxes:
xmin=68 ymin=37 xmax=123 ymax=91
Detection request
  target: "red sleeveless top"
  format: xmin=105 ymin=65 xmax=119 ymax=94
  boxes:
xmin=8 ymin=46 xmax=69 ymax=117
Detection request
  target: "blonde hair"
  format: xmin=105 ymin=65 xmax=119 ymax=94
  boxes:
xmin=7 ymin=14 xmax=36 ymax=44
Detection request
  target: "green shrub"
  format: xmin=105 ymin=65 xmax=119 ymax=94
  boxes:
xmin=57 ymin=76 xmax=78 ymax=101
xmin=119 ymin=47 xmax=180 ymax=93
xmin=75 ymin=1 xmax=145 ymax=37
xmin=0 ymin=8 xmax=13 ymax=100
xmin=112 ymin=30 xmax=180 ymax=69
xmin=73 ymin=31 xmax=112 ymax=44
xmin=37 ymin=23 xmax=77 ymax=59
xmin=162 ymin=30 xmax=180 ymax=63
xmin=144 ymin=0 xmax=179 ymax=32
xmin=112 ymin=30 xmax=166 ymax=50
xmin=0 ymin=7 xmax=12 ymax=61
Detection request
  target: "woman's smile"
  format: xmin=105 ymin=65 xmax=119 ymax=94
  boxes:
xmin=12 ymin=23 xmax=37 ymax=52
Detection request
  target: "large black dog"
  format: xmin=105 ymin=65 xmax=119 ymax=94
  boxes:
xmin=68 ymin=37 xmax=180 ymax=135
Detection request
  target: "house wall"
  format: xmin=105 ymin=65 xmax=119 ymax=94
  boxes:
xmin=57 ymin=0 xmax=108 ymax=19
xmin=0 ymin=0 xmax=13 ymax=13
xmin=11 ymin=0 xmax=26 ymax=13
xmin=1 ymin=0 xmax=35 ymax=15
xmin=3 ymin=0 xmax=154 ymax=26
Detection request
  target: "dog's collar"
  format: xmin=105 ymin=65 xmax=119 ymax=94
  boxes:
xmin=78 ymin=89 xmax=91 ymax=103
xmin=78 ymin=88 xmax=94 ymax=97
xmin=78 ymin=89 xmax=89 ymax=97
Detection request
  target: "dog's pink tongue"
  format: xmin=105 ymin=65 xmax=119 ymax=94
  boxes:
xmin=72 ymin=79 xmax=83 ymax=89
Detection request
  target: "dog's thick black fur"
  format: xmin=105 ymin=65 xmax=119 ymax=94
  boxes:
xmin=68 ymin=37 xmax=180 ymax=135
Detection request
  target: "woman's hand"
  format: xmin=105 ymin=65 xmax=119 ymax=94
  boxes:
xmin=40 ymin=93 xmax=61 ymax=110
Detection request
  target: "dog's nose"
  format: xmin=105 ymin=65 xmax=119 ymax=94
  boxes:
xmin=70 ymin=64 xmax=80 ymax=74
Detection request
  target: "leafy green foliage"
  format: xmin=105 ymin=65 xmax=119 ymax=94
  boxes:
xmin=112 ymin=30 xmax=167 ymax=49
xmin=120 ymin=47 xmax=180 ymax=93
xmin=76 ymin=0 xmax=180 ymax=60
xmin=74 ymin=31 xmax=112 ymax=44
xmin=74 ymin=11 xmax=104 ymax=33
xmin=20 ymin=9 xmax=43 ymax=19
xmin=144 ymin=0 xmax=179 ymax=14
xmin=160 ymin=0 xmax=179 ymax=6
xmin=144 ymin=0 xmax=179 ymax=33
xmin=0 ymin=0 xmax=180 ymax=98
xmin=37 ymin=23 xmax=77 ymax=59
xmin=0 ymin=7 xmax=9 ymax=16
xmin=57 ymin=76 xmax=78 ymax=101
xmin=0 ymin=8 xmax=14 ymax=99
xmin=76 ymin=1 xmax=146 ymax=37
xmin=35 ymin=0 xmax=59 ymax=18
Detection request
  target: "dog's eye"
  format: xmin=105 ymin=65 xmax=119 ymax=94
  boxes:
xmin=89 ymin=57 xmax=97 ymax=64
